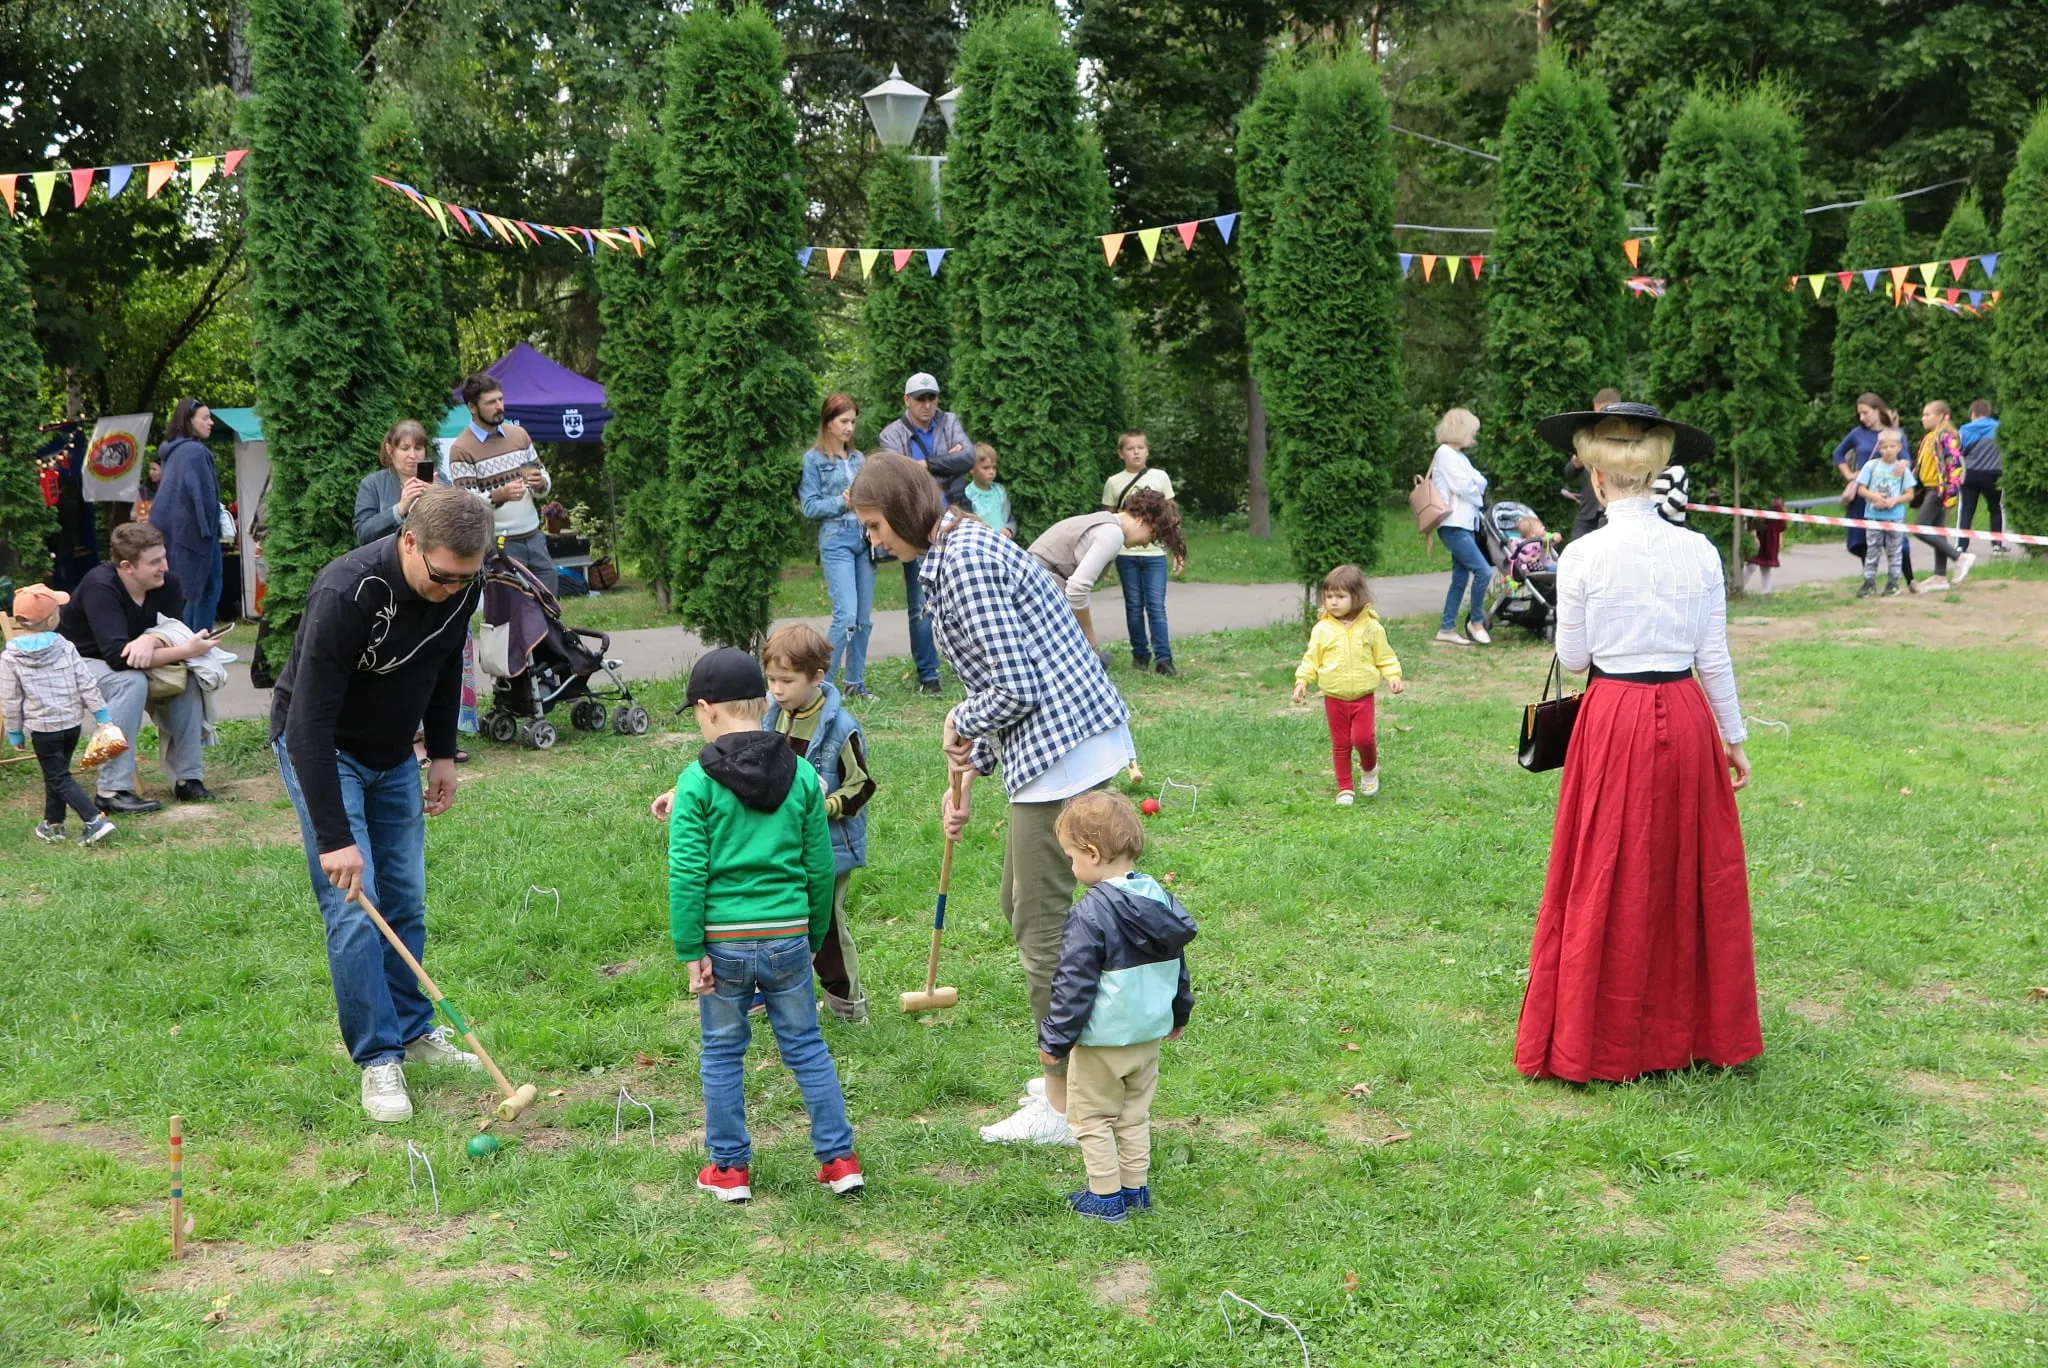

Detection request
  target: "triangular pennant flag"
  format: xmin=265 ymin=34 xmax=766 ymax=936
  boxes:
xmin=1946 ymin=288 xmax=1960 ymax=305
xmin=1420 ymin=254 xmax=1437 ymax=281
xmin=1836 ymin=272 xmax=1852 ymax=291
xmin=1861 ymin=269 xmax=1881 ymax=292
xmin=394 ymin=180 xmax=425 ymax=202
xmin=107 ymin=164 xmax=132 ymax=198
xmin=221 ymin=149 xmax=248 ymax=178
xmin=1786 ymin=276 xmax=1797 ymax=291
xmin=190 ymin=156 xmax=217 ymax=193
xmin=1469 ymin=255 xmax=1485 ymax=280
xmin=577 ymin=227 xmax=596 ymax=256
xmin=1969 ymin=290 xmax=1984 ymax=307
xmin=797 ymin=246 xmax=815 ymax=269
xmin=0 ymin=175 xmax=14 ymax=216
xmin=1991 ymin=290 xmax=2001 ymax=303
xmin=1397 ymin=253 xmax=1413 ymax=277
xmin=1137 ymin=226 xmax=1163 ymax=262
xmin=1212 ymin=212 xmax=1236 ymax=243
xmin=925 ymin=247 xmax=947 ymax=276
xmin=518 ymin=220 xmax=544 ymax=246
xmin=1980 ymin=253 xmax=1999 ymax=279
xmin=1101 ymin=233 xmax=1125 ymax=265
xmin=1623 ymin=238 xmax=1641 ymax=268
xmin=70 ymin=167 xmax=95 ymax=207
xmin=1916 ymin=260 xmax=1940 ymax=286
xmin=893 ymin=248 xmax=914 ymax=272
xmin=825 ymin=247 xmax=847 ymax=279
xmin=424 ymin=197 xmax=450 ymax=235
xmin=627 ymin=226 xmax=645 ymax=258
xmin=1889 ymin=264 xmax=1911 ymax=292
xmin=1807 ymin=274 xmax=1826 ymax=298
xmin=858 ymin=248 xmax=881 ymax=278
xmin=463 ymin=207 xmax=490 ymax=236
xmin=1445 ymin=254 xmax=1461 ymax=281
xmin=31 ymin=171 xmax=57 ymax=214
xmin=146 ymin=161 xmax=176 ymax=197
xmin=1174 ymin=220 xmax=1199 ymax=251
xmin=1949 ymin=257 xmax=1970 ymax=282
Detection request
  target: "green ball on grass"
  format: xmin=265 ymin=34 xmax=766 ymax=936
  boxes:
xmin=466 ymin=1133 xmax=501 ymax=1158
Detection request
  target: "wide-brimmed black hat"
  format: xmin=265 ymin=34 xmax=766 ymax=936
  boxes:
xmin=1534 ymin=401 xmax=1713 ymax=463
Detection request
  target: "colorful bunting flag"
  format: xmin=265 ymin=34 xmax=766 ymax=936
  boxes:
xmin=1445 ymin=255 xmax=1460 ymax=282
xmin=1861 ymin=269 xmax=1881 ymax=292
xmin=1137 ymin=226 xmax=1163 ymax=262
xmin=425 ymin=197 xmax=449 ymax=235
xmin=1420 ymin=254 xmax=1437 ymax=281
xmin=797 ymin=246 xmax=815 ymax=269
xmin=1213 ymin=212 xmax=1237 ymax=243
xmin=107 ymin=164 xmax=132 ymax=198
xmin=1889 ymin=264 xmax=1911 ymax=293
xmin=70 ymin=167 xmax=94 ymax=207
xmin=1916 ymin=260 xmax=1940 ymax=286
xmin=1101 ymin=233 xmax=1125 ymax=266
xmin=1397 ymin=253 xmax=1413 ymax=277
xmin=858 ymin=248 xmax=881 ymax=278
xmin=1807 ymin=274 xmax=1826 ymax=298
xmin=519 ymin=220 xmax=544 ymax=247
xmin=190 ymin=156 xmax=217 ymax=193
xmin=926 ymin=247 xmax=946 ymax=275
xmin=0 ymin=175 xmax=14 ymax=215
xmin=1835 ymin=271 xmax=1852 ymax=291
xmin=1174 ymin=220 xmax=1199 ymax=251
xmin=1622 ymin=238 xmax=1641 ymax=268
xmin=31 ymin=170 xmax=56 ymax=214
xmin=1981 ymin=253 xmax=1999 ymax=279
xmin=1469 ymin=255 xmax=1485 ymax=279
xmin=1946 ymin=288 xmax=1960 ymax=305
xmin=146 ymin=161 xmax=176 ymax=197
xmin=893 ymin=247 xmax=914 ymax=272
xmin=577 ymin=227 xmax=596 ymax=255
xmin=1969 ymin=290 xmax=1984 ymax=307
xmin=222 ymin=149 xmax=248 ymax=178
xmin=825 ymin=247 xmax=846 ymax=279
xmin=627 ymin=225 xmax=644 ymax=258
xmin=1949 ymin=257 xmax=1969 ymax=282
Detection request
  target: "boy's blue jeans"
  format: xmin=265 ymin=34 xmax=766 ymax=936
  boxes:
xmin=699 ymin=936 xmax=855 ymax=1169
xmin=274 ymin=739 xmax=433 ymax=1067
xmin=1115 ymin=554 xmax=1172 ymax=665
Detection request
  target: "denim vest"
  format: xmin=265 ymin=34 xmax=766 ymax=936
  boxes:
xmin=764 ymin=681 xmax=867 ymax=874
xmin=800 ymin=447 xmax=864 ymax=543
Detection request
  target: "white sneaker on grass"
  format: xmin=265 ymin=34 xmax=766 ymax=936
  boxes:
xmin=404 ymin=1025 xmax=482 ymax=1069
xmin=1952 ymin=552 xmax=1977 ymax=584
xmin=1921 ymin=575 xmax=1950 ymax=592
xmin=1020 ymin=1075 xmax=1047 ymax=1106
xmin=1465 ymin=621 xmax=1492 ymax=645
xmin=1434 ymin=630 xmax=1473 ymax=647
xmin=980 ymin=1095 xmax=1077 ymax=1146
xmin=1336 ymin=790 xmax=1355 ymax=806
xmin=1359 ymin=770 xmax=1380 ymax=798
xmin=361 ymin=1061 xmax=413 ymax=1123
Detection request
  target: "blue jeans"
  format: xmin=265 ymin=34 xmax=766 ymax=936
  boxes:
xmin=180 ymin=540 xmax=224 ymax=631
xmin=1438 ymin=524 xmax=1490 ymax=631
xmin=819 ymin=523 xmax=874 ymax=687
xmin=1115 ymin=554 xmax=1172 ymax=664
xmin=901 ymin=556 xmax=940 ymax=684
xmin=699 ymin=937 xmax=855 ymax=1169
xmin=274 ymin=739 xmax=433 ymax=1067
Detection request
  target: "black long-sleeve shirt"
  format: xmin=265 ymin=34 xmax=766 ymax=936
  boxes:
xmin=57 ymin=563 xmax=186 ymax=666
xmin=269 ymin=536 xmax=478 ymax=852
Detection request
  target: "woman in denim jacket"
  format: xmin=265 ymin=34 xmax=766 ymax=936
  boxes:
xmin=799 ymin=394 xmax=874 ymax=698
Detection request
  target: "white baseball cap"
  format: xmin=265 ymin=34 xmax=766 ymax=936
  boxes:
xmin=903 ymin=372 xmax=941 ymax=398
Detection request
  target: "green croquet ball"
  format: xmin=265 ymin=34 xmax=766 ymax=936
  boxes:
xmin=467 ymin=1133 xmax=501 ymax=1158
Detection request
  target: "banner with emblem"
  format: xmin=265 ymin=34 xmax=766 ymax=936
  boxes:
xmin=83 ymin=413 xmax=153 ymax=503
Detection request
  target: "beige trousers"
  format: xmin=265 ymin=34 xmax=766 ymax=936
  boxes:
xmin=1066 ymin=1039 xmax=1161 ymax=1195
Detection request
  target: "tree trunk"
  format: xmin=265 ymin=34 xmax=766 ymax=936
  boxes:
xmin=1536 ymin=0 xmax=1552 ymax=47
xmin=1247 ymin=374 xmax=1271 ymax=539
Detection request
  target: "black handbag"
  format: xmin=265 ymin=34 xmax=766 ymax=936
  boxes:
xmin=1517 ymin=656 xmax=1581 ymax=773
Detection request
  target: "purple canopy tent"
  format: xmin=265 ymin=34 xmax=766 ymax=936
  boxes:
xmin=447 ymin=342 xmax=611 ymax=443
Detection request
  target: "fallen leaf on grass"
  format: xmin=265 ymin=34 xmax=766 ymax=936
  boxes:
xmin=1343 ymin=1082 xmax=1374 ymax=1099
xmin=2026 ymin=987 xmax=2048 ymax=1001
xmin=1337 ymin=1025 xmax=1355 ymax=1034
xmin=81 ymin=1324 xmax=99 ymax=1335
xmin=1374 ymin=1131 xmax=1412 ymax=1146
xmin=634 ymin=1051 xmax=675 ymax=1068
xmin=1999 ymin=1071 xmax=2015 ymax=1082
xmin=317 ymin=1268 xmax=334 ymax=1276
xmin=168 ymin=1024 xmax=180 ymax=1035
xmin=1343 ymin=1270 xmax=1360 ymax=1294
xmin=1341 ymin=1042 xmax=1361 ymax=1052
xmin=1900 ymin=787 xmax=1912 ymax=796
xmin=201 ymin=1310 xmax=227 ymax=1325
xmin=548 ymin=1250 xmax=569 ymax=1260
xmin=1440 ymin=957 xmax=1457 ymax=965
xmin=546 ymin=1088 xmax=567 ymax=1098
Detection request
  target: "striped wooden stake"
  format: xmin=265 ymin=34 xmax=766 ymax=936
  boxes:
xmin=169 ymin=1114 xmax=184 ymax=1259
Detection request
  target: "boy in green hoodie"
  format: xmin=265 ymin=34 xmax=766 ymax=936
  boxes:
xmin=668 ymin=647 xmax=862 ymax=1203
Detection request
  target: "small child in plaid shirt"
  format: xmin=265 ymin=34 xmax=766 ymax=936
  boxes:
xmin=2 ymin=585 xmax=119 ymax=845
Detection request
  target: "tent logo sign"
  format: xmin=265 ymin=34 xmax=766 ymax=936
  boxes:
xmin=562 ymin=408 xmax=585 ymax=439
xmin=87 ymin=431 xmax=139 ymax=480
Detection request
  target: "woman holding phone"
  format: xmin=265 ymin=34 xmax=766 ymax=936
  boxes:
xmin=354 ymin=420 xmax=444 ymax=546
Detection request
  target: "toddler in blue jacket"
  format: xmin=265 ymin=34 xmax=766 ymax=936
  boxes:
xmin=1040 ymin=790 xmax=1196 ymax=1223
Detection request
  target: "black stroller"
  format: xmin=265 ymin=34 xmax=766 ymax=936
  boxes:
xmin=479 ymin=552 xmax=647 ymax=749
xmin=1477 ymin=500 xmax=1557 ymax=642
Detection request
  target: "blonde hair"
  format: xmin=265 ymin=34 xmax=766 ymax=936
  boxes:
xmin=1875 ymin=426 xmax=1907 ymax=457
xmin=760 ymin=623 xmax=832 ymax=678
xmin=1434 ymin=407 xmax=1480 ymax=448
xmin=1571 ymin=417 xmax=1674 ymax=489
xmin=707 ymin=695 xmax=769 ymax=721
xmin=1055 ymin=790 xmax=1145 ymax=862
xmin=1515 ymin=515 xmax=1545 ymax=538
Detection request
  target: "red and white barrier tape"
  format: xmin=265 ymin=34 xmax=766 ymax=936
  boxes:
xmin=1684 ymin=502 xmax=2048 ymax=548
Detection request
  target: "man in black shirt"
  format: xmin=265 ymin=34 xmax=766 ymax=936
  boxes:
xmin=56 ymin=523 xmax=224 ymax=813
xmin=272 ymin=487 xmax=492 ymax=1123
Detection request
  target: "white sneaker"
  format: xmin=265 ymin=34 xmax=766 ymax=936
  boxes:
xmin=1908 ymin=579 xmax=1929 ymax=594
xmin=1021 ymin=1075 xmax=1047 ymax=1106
xmin=361 ymin=1061 xmax=413 ymax=1123
xmin=1465 ymin=621 xmax=1492 ymax=645
xmin=1359 ymin=770 xmax=1380 ymax=797
xmin=404 ymin=1025 xmax=482 ymax=1069
xmin=1434 ymin=630 xmax=1473 ymax=647
xmin=1952 ymin=553 xmax=1976 ymax=584
xmin=1921 ymin=575 xmax=1950 ymax=592
xmin=1336 ymin=790 xmax=1355 ymax=806
xmin=979 ymin=1095 xmax=1078 ymax=1146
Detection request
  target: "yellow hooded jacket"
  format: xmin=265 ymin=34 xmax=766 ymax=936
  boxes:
xmin=1295 ymin=609 xmax=1402 ymax=702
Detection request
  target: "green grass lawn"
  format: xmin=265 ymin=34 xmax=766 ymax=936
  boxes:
xmin=3 ymin=567 xmax=2044 ymax=1365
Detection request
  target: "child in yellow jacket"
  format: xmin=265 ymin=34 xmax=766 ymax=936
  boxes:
xmin=1292 ymin=564 xmax=1403 ymax=804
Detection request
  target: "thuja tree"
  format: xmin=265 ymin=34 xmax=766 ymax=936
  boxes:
xmin=1255 ymin=51 xmax=1402 ymax=585
xmin=595 ymin=108 xmax=671 ymax=600
xmin=1648 ymin=88 xmax=1807 ymax=506
xmin=1235 ymin=54 xmax=1299 ymax=527
xmin=943 ymin=4 xmax=1122 ymax=534
xmin=1484 ymin=54 xmax=1628 ymax=527
xmin=859 ymin=151 xmax=947 ymax=447
xmin=1996 ymin=104 xmax=2048 ymax=531
xmin=660 ymin=5 xmax=814 ymax=648
xmin=0 ymin=207 xmax=49 ymax=579
xmin=1830 ymin=195 xmax=1911 ymax=425
xmin=1919 ymin=193 xmax=1996 ymax=417
xmin=364 ymin=95 xmax=459 ymax=429
xmin=244 ymin=0 xmax=402 ymax=649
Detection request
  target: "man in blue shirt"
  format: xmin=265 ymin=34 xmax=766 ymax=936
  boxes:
xmin=875 ymin=373 xmax=974 ymax=694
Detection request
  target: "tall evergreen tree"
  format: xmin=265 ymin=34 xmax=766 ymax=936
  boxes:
xmin=1483 ymin=53 xmax=1628 ymax=527
xmin=594 ymin=108 xmax=671 ymax=601
xmin=942 ymin=5 xmax=1123 ymax=535
xmin=364 ymin=96 xmax=460 ymax=430
xmin=244 ymin=0 xmax=403 ymax=649
xmin=1996 ymin=104 xmax=2048 ymax=532
xmin=1647 ymin=88 xmax=1807 ymax=507
xmin=1830 ymin=196 xmax=1912 ymax=423
xmin=661 ymin=5 xmax=815 ymax=648
xmin=0 ymin=207 xmax=49 ymax=579
xmin=1919 ymin=193 xmax=1996 ymax=417
xmin=858 ymin=151 xmax=947 ymax=446
xmin=1252 ymin=51 xmax=1402 ymax=585
xmin=1236 ymin=54 xmax=1301 ymax=528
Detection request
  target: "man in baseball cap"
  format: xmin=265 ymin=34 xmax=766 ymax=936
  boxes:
xmin=875 ymin=373 xmax=975 ymax=694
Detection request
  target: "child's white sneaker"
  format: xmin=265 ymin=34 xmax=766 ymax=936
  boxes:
xmin=34 ymin=821 xmax=65 ymax=843
xmin=1952 ymin=552 xmax=1977 ymax=584
xmin=1335 ymin=790 xmax=1355 ymax=806
xmin=1359 ymin=770 xmax=1380 ymax=797
xmin=1921 ymin=574 xmax=1950 ymax=592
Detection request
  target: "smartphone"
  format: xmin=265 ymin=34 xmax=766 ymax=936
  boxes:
xmin=415 ymin=459 xmax=437 ymax=483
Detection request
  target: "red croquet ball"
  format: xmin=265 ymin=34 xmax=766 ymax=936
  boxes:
xmin=1140 ymin=798 xmax=1161 ymax=815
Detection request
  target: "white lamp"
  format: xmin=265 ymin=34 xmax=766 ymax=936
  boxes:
xmin=862 ymin=65 xmax=929 ymax=150
xmin=937 ymin=86 xmax=961 ymax=132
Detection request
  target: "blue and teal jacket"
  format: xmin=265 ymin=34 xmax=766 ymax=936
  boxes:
xmin=1040 ymin=872 xmax=1196 ymax=1057
xmin=763 ymin=680 xmax=868 ymax=875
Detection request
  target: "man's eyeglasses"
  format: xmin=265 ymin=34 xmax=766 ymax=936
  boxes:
xmin=421 ymin=558 xmax=481 ymax=586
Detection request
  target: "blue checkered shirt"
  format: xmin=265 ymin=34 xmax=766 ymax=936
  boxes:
xmin=921 ymin=516 xmax=1132 ymax=796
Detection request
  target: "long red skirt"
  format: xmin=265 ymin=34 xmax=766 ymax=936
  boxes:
xmin=1514 ymin=677 xmax=1763 ymax=1083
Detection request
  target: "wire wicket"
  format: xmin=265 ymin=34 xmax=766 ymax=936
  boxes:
xmin=1219 ymin=1291 xmax=1311 ymax=1368
xmin=615 ymin=1085 xmax=656 ymax=1148
xmin=405 ymin=1141 xmax=440 ymax=1214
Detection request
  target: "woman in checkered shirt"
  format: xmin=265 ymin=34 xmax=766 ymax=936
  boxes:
xmin=849 ymin=453 xmax=1136 ymax=1147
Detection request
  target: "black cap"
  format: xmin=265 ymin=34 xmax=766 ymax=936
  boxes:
xmin=686 ymin=647 xmax=767 ymax=706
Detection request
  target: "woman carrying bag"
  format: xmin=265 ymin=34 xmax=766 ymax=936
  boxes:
xmin=1513 ymin=403 xmax=1761 ymax=1085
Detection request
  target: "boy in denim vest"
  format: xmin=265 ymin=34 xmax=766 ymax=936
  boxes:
xmin=762 ymin=624 xmax=877 ymax=1022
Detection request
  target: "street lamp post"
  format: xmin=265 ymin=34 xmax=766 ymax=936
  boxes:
xmin=862 ymin=64 xmax=953 ymax=202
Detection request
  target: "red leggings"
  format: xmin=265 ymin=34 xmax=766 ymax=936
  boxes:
xmin=1324 ymin=694 xmax=1377 ymax=791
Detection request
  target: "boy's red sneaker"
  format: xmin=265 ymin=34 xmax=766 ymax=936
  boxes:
xmin=817 ymin=1153 xmax=865 ymax=1195
xmin=696 ymin=1163 xmax=751 ymax=1202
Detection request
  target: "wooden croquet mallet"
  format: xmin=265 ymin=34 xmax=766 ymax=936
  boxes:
xmin=900 ymin=774 xmax=967 ymax=1013
xmin=348 ymin=890 xmax=539 ymax=1120
xmin=169 ymin=1114 xmax=184 ymax=1259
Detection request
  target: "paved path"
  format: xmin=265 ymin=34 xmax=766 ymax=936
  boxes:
xmin=208 ymin=540 xmax=1859 ymax=723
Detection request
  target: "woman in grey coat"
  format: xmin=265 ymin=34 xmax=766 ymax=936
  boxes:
xmin=354 ymin=420 xmax=442 ymax=545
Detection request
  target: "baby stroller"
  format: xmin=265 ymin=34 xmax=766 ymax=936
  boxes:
xmin=1478 ymin=500 xmax=1557 ymax=642
xmin=479 ymin=552 xmax=648 ymax=750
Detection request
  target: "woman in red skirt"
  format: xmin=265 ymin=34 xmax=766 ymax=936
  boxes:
xmin=1515 ymin=403 xmax=1762 ymax=1083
